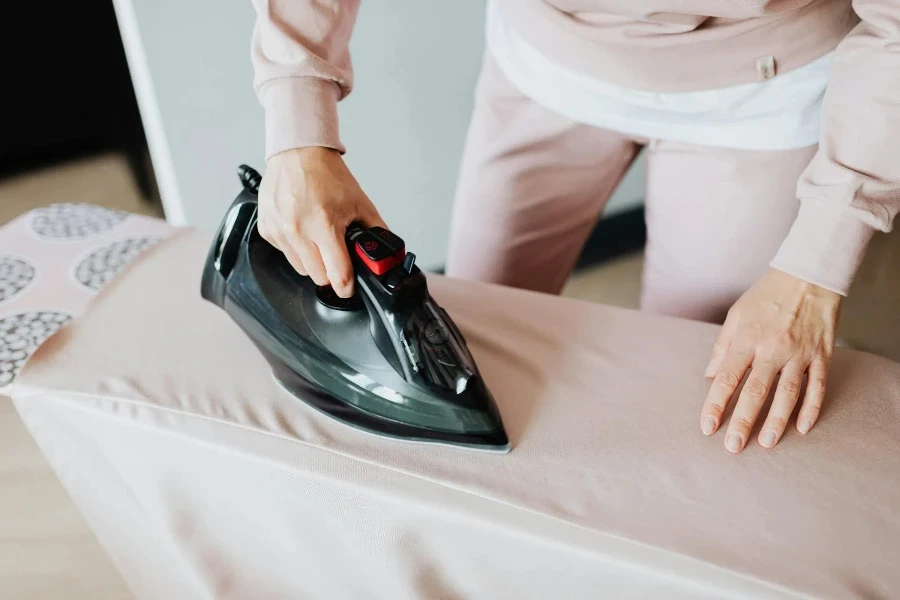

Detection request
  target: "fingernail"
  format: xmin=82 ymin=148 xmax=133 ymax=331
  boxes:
xmin=726 ymin=432 xmax=743 ymax=453
xmin=701 ymin=415 xmax=717 ymax=435
xmin=798 ymin=419 xmax=812 ymax=434
xmin=704 ymin=361 xmax=715 ymax=378
xmin=761 ymin=430 xmax=777 ymax=448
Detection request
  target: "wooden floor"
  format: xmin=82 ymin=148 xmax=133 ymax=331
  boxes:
xmin=0 ymin=153 xmax=154 ymax=600
xmin=1 ymin=153 xmax=898 ymax=598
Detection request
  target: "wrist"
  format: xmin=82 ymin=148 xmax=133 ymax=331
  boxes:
xmin=769 ymin=201 xmax=874 ymax=296
xmin=269 ymin=146 xmax=341 ymax=168
xmin=295 ymin=146 xmax=341 ymax=161
xmin=772 ymin=268 xmax=842 ymax=307
xmin=259 ymin=77 xmax=344 ymax=159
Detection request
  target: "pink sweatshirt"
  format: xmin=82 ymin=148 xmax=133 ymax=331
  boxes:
xmin=248 ymin=0 xmax=900 ymax=296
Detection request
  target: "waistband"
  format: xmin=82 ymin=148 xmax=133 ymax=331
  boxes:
xmin=495 ymin=0 xmax=859 ymax=93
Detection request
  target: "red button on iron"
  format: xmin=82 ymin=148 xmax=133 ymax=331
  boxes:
xmin=354 ymin=231 xmax=405 ymax=275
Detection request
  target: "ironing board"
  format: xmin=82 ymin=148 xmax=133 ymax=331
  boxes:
xmin=0 ymin=204 xmax=175 ymax=599
xmin=8 ymin=219 xmax=900 ymax=598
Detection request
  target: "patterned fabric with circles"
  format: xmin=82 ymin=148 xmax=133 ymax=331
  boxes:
xmin=29 ymin=203 xmax=129 ymax=239
xmin=0 ymin=256 xmax=37 ymax=303
xmin=74 ymin=237 xmax=162 ymax=290
xmin=0 ymin=312 xmax=71 ymax=386
xmin=0 ymin=203 xmax=175 ymax=391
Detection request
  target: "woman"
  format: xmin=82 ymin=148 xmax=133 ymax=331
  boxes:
xmin=247 ymin=0 xmax=900 ymax=454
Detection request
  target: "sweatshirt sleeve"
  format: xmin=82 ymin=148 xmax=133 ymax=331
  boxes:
xmin=770 ymin=0 xmax=900 ymax=296
xmin=249 ymin=0 xmax=360 ymax=159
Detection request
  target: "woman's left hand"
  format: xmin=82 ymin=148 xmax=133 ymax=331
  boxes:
xmin=700 ymin=269 xmax=842 ymax=453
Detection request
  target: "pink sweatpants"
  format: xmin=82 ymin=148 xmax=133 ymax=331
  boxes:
xmin=445 ymin=54 xmax=818 ymax=323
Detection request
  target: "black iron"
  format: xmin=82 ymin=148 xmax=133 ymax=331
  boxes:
xmin=200 ymin=165 xmax=509 ymax=452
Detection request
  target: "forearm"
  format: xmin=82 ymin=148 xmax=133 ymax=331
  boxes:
xmin=771 ymin=0 xmax=900 ymax=295
xmin=249 ymin=0 xmax=361 ymax=158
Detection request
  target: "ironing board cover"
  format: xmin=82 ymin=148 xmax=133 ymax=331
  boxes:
xmin=11 ymin=228 xmax=900 ymax=599
xmin=0 ymin=204 xmax=174 ymax=394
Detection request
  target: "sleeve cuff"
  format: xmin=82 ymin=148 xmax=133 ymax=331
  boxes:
xmin=258 ymin=77 xmax=345 ymax=159
xmin=770 ymin=200 xmax=876 ymax=296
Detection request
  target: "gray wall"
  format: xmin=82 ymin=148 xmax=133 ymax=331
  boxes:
xmin=115 ymin=0 xmax=645 ymax=269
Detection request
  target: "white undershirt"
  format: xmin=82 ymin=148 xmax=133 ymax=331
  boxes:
xmin=486 ymin=0 xmax=833 ymax=150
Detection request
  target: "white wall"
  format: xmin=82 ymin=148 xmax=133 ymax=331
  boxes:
xmin=115 ymin=0 xmax=644 ymax=269
xmin=339 ymin=1 xmax=490 ymax=268
xmin=112 ymin=0 xmax=265 ymax=227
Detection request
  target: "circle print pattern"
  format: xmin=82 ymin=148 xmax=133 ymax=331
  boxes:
xmin=30 ymin=203 xmax=128 ymax=239
xmin=0 ymin=257 xmax=36 ymax=303
xmin=0 ymin=311 xmax=71 ymax=386
xmin=73 ymin=236 xmax=162 ymax=291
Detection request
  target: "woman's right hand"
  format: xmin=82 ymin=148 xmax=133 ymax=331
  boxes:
xmin=256 ymin=147 xmax=388 ymax=299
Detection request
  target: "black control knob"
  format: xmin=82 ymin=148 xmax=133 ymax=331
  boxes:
xmin=424 ymin=318 xmax=449 ymax=346
xmin=315 ymin=285 xmax=364 ymax=311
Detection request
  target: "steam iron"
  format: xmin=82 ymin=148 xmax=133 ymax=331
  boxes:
xmin=200 ymin=165 xmax=509 ymax=452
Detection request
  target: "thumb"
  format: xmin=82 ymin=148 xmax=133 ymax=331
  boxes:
xmin=705 ymin=310 xmax=739 ymax=378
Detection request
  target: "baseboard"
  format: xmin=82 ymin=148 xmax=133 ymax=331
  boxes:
xmin=574 ymin=206 xmax=646 ymax=270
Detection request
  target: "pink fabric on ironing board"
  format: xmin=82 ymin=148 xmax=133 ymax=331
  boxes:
xmin=0 ymin=205 xmax=175 ymax=394
xmin=11 ymin=230 xmax=900 ymax=598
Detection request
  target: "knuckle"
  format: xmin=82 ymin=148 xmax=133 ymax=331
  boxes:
xmin=774 ymin=328 xmax=797 ymax=349
xmin=308 ymin=204 xmax=333 ymax=225
xmin=779 ymin=380 xmax=802 ymax=397
xmin=744 ymin=379 xmax=768 ymax=400
xmin=756 ymin=343 xmax=780 ymax=361
xmin=280 ymin=219 xmax=300 ymax=236
xmin=716 ymin=371 xmax=741 ymax=389
xmin=731 ymin=416 xmax=754 ymax=432
xmin=333 ymin=271 xmax=353 ymax=288
xmin=318 ymin=212 xmax=337 ymax=230
xmin=259 ymin=228 xmax=280 ymax=247
xmin=765 ymin=415 xmax=788 ymax=431
xmin=707 ymin=402 xmax=727 ymax=416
